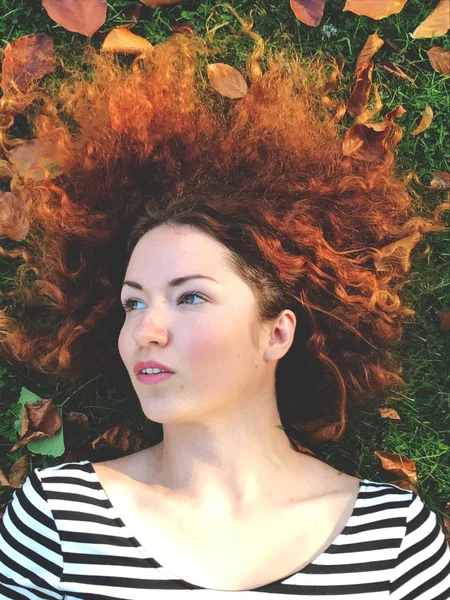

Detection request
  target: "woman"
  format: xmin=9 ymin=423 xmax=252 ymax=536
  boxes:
xmin=0 ymin=23 xmax=449 ymax=598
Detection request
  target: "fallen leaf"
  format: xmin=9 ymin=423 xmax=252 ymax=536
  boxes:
xmin=11 ymin=398 xmax=61 ymax=452
xmin=390 ymin=478 xmax=420 ymax=493
xmin=207 ymin=63 xmax=248 ymax=99
xmin=347 ymin=60 xmax=374 ymax=116
xmin=63 ymin=412 xmax=90 ymax=450
xmin=141 ymin=0 xmax=185 ymax=7
xmin=373 ymin=229 xmax=421 ymax=274
xmin=377 ymin=62 xmax=417 ymax=86
xmin=91 ymin=424 xmax=147 ymax=452
xmin=343 ymin=0 xmax=408 ymax=20
xmin=343 ymin=105 xmax=406 ymax=161
xmin=42 ymin=0 xmax=107 ymax=37
xmin=411 ymin=105 xmax=433 ymax=135
xmin=0 ymin=470 xmax=10 ymax=487
xmin=101 ymin=27 xmax=153 ymax=56
xmin=0 ymin=191 xmax=30 ymax=241
xmin=8 ymin=455 xmax=30 ymax=488
xmin=171 ymin=20 xmax=197 ymax=36
xmin=1 ymin=34 xmax=56 ymax=94
xmin=426 ymin=46 xmax=450 ymax=75
xmin=355 ymin=32 xmax=384 ymax=74
xmin=411 ymin=0 xmax=450 ymax=39
xmin=290 ymin=0 xmax=325 ymax=27
xmin=7 ymin=139 xmax=64 ymax=181
xmin=430 ymin=171 xmax=450 ymax=191
xmin=379 ymin=408 xmax=401 ymax=420
xmin=440 ymin=311 xmax=450 ymax=332
xmin=374 ymin=450 xmax=418 ymax=484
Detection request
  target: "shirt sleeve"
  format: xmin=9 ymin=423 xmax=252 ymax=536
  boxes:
xmin=389 ymin=492 xmax=450 ymax=599
xmin=0 ymin=469 xmax=63 ymax=600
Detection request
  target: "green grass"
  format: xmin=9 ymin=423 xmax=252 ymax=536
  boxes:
xmin=0 ymin=0 xmax=449 ymax=520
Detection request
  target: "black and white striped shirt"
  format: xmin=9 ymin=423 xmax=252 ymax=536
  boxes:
xmin=1 ymin=460 xmax=449 ymax=598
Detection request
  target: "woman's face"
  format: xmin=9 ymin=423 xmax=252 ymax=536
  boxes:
xmin=118 ymin=224 xmax=273 ymax=423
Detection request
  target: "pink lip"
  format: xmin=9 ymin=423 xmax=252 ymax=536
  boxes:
xmin=134 ymin=359 xmax=174 ymax=375
xmin=136 ymin=372 xmax=174 ymax=385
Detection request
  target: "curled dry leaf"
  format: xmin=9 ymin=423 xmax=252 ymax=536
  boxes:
xmin=343 ymin=0 xmax=408 ymax=20
xmin=440 ymin=311 xmax=450 ymax=332
xmin=378 ymin=408 xmax=401 ymax=420
xmin=101 ymin=27 xmax=153 ymax=56
xmin=11 ymin=398 xmax=61 ymax=453
xmin=411 ymin=0 xmax=450 ymax=39
xmin=343 ymin=105 xmax=406 ymax=162
xmin=373 ymin=229 xmax=422 ymax=275
xmin=207 ymin=63 xmax=248 ymax=99
xmin=0 ymin=470 xmax=10 ymax=487
xmin=7 ymin=139 xmax=63 ymax=181
xmin=290 ymin=0 xmax=325 ymax=27
xmin=374 ymin=450 xmax=418 ymax=485
xmin=355 ymin=32 xmax=384 ymax=74
xmin=411 ymin=105 xmax=433 ymax=135
xmin=0 ymin=191 xmax=30 ymax=241
xmin=8 ymin=455 xmax=30 ymax=488
xmin=1 ymin=34 xmax=56 ymax=95
xmin=141 ymin=0 xmax=185 ymax=7
xmin=377 ymin=62 xmax=416 ymax=86
xmin=430 ymin=171 xmax=450 ymax=191
xmin=42 ymin=0 xmax=107 ymax=37
xmin=347 ymin=60 xmax=374 ymax=117
xmin=91 ymin=424 xmax=147 ymax=452
xmin=426 ymin=46 xmax=450 ymax=75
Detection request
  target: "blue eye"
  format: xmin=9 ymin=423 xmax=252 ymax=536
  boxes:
xmin=121 ymin=291 xmax=206 ymax=312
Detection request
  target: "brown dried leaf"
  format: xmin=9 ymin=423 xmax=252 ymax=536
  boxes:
xmin=430 ymin=171 xmax=450 ymax=191
xmin=42 ymin=0 xmax=107 ymax=37
xmin=411 ymin=105 xmax=433 ymax=135
xmin=10 ymin=398 xmax=61 ymax=453
xmin=343 ymin=0 xmax=408 ymax=20
xmin=207 ymin=63 xmax=248 ymax=99
xmin=390 ymin=479 xmax=420 ymax=493
xmin=63 ymin=412 xmax=90 ymax=450
xmin=171 ymin=20 xmax=197 ymax=36
xmin=355 ymin=32 xmax=384 ymax=74
xmin=378 ymin=408 xmax=401 ymax=420
xmin=101 ymin=27 xmax=153 ymax=56
xmin=411 ymin=0 xmax=450 ymax=39
xmin=0 ymin=470 xmax=10 ymax=487
xmin=0 ymin=192 xmax=30 ymax=241
xmin=347 ymin=60 xmax=374 ymax=117
xmin=426 ymin=46 xmax=450 ymax=75
xmin=91 ymin=424 xmax=147 ymax=452
xmin=141 ymin=0 xmax=185 ymax=7
xmin=377 ymin=62 xmax=417 ymax=86
xmin=1 ymin=34 xmax=56 ymax=94
xmin=7 ymin=139 xmax=63 ymax=181
xmin=373 ymin=229 xmax=422 ymax=274
xmin=440 ymin=311 xmax=450 ymax=332
xmin=290 ymin=0 xmax=325 ymax=27
xmin=8 ymin=455 xmax=30 ymax=488
xmin=374 ymin=450 xmax=418 ymax=485
xmin=343 ymin=105 xmax=406 ymax=161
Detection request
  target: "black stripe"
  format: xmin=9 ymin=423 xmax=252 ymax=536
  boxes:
xmin=0 ymin=574 xmax=59 ymax=600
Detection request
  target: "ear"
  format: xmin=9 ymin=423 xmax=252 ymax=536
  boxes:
xmin=263 ymin=310 xmax=296 ymax=362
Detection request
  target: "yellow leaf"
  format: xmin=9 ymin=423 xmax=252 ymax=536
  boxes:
xmin=101 ymin=27 xmax=153 ymax=56
xmin=355 ymin=32 xmax=384 ymax=74
xmin=343 ymin=0 xmax=408 ymax=20
xmin=411 ymin=0 xmax=450 ymax=39
xmin=411 ymin=105 xmax=433 ymax=135
xmin=207 ymin=63 xmax=248 ymax=99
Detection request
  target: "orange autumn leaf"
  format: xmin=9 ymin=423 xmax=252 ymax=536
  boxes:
xmin=440 ymin=311 xmax=450 ymax=332
xmin=101 ymin=27 xmax=153 ymax=56
xmin=347 ymin=60 xmax=374 ymax=116
xmin=374 ymin=450 xmax=418 ymax=484
xmin=8 ymin=456 xmax=30 ymax=488
xmin=290 ymin=0 xmax=325 ymax=27
xmin=343 ymin=0 xmax=408 ymax=20
xmin=11 ymin=398 xmax=61 ymax=452
xmin=207 ymin=63 xmax=248 ymax=99
xmin=411 ymin=105 xmax=433 ymax=135
xmin=373 ymin=229 xmax=422 ymax=275
xmin=343 ymin=105 xmax=406 ymax=161
xmin=411 ymin=0 xmax=450 ymax=39
xmin=0 ymin=191 xmax=30 ymax=241
xmin=378 ymin=408 xmax=401 ymax=420
xmin=7 ymin=139 xmax=64 ymax=181
xmin=42 ymin=0 xmax=107 ymax=37
xmin=355 ymin=32 xmax=384 ymax=74
xmin=91 ymin=424 xmax=147 ymax=452
xmin=1 ymin=34 xmax=56 ymax=95
xmin=426 ymin=46 xmax=450 ymax=75
xmin=430 ymin=171 xmax=450 ymax=191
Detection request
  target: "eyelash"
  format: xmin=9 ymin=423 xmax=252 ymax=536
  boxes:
xmin=121 ymin=291 xmax=207 ymax=312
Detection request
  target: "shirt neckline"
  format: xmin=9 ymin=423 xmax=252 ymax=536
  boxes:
xmin=84 ymin=460 xmax=367 ymax=592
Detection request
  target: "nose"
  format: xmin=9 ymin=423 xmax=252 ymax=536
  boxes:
xmin=132 ymin=304 xmax=169 ymax=347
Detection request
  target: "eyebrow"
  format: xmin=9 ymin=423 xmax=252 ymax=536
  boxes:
xmin=122 ymin=274 xmax=217 ymax=292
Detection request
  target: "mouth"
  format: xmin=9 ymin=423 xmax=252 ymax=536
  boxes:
xmin=136 ymin=371 xmax=174 ymax=385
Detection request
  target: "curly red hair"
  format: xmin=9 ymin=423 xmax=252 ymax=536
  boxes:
xmin=0 ymin=31 xmax=446 ymax=445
